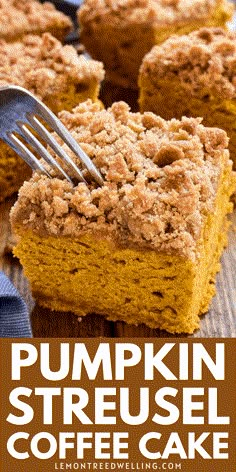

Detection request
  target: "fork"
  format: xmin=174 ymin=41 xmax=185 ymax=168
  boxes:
xmin=0 ymin=85 xmax=104 ymax=186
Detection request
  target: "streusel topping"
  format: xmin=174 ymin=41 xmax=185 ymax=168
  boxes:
xmin=11 ymin=100 xmax=233 ymax=260
xmin=79 ymin=0 xmax=233 ymax=27
xmin=140 ymin=27 xmax=236 ymax=100
xmin=0 ymin=33 xmax=104 ymax=101
xmin=0 ymin=0 xmax=72 ymax=41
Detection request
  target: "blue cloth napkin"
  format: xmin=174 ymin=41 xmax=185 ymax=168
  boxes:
xmin=0 ymin=271 xmax=32 ymax=338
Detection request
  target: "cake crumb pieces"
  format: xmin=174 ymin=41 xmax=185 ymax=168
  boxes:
xmin=0 ymin=0 xmax=72 ymax=42
xmin=79 ymin=0 xmax=233 ymax=27
xmin=140 ymin=27 xmax=236 ymax=100
xmin=0 ymin=33 xmax=104 ymax=101
xmin=11 ymin=100 xmax=233 ymax=261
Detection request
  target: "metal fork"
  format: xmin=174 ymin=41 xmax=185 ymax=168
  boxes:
xmin=0 ymin=85 xmax=103 ymax=186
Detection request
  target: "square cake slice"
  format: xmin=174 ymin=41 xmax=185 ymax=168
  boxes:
xmin=139 ymin=27 xmax=236 ymax=168
xmin=0 ymin=0 xmax=72 ymax=42
xmin=11 ymin=101 xmax=235 ymax=334
xmin=0 ymin=33 xmax=105 ymax=202
xmin=79 ymin=0 xmax=234 ymax=88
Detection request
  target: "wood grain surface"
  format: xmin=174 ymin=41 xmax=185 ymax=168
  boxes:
xmin=0 ymin=197 xmax=235 ymax=338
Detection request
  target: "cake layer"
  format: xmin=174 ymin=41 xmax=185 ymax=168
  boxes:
xmin=139 ymin=27 xmax=236 ymax=167
xmin=0 ymin=0 xmax=72 ymax=42
xmin=140 ymin=79 xmax=236 ymax=166
xmin=0 ymin=34 xmax=104 ymax=113
xmin=11 ymin=100 xmax=235 ymax=333
xmin=0 ymin=34 xmax=104 ymax=202
xmin=79 ymin=0 xmax=233 ymax=88
xmin=11 ymin=100 xmax=232 ymax=259
xmin=0 ymin=144 xmax=31 ymax=203
xmin=12 ymin=163 xmax=234 ymax=333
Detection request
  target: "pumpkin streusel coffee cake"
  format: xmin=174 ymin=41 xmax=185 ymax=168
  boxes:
xmin=78 ymin=0 xmax=234 ymax=89
xmin=139 ymin=27 xmax=236 ymax=167
xmin=0 ymin=34 xmax=104 ymax=202
xmin=0 ymin=0 xmax=72 ymax=42
xmin=11 ymin=100 xmax=235 ymax=334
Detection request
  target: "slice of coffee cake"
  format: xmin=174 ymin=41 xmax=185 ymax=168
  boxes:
xmin=139 ymin=27 xmax=236 ymax=167
xmin=0 ymin=34 xmax=104 ymax=201
xmin=79 ymin=0 xmax=233 ymax=88
xmin=0 ymin=0 xmax=72 ymax=42
xmin=11 ymin=100 xmax=235 ymax=333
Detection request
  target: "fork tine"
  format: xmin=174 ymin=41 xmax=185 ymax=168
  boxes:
xmin=4 ymin=132 xmax=51 ymax=178
xmin=32 ymin=107 xmax=104 ymax=186
xmin=17 ymin=122 xmax=74 ymax=185
xmin=27 ymin=113 xmax=86 ymax=184
xmin=0 ymin=85 xmax=104 ymax=188
xmin=53 ymin=122 xmax=104 ymax=186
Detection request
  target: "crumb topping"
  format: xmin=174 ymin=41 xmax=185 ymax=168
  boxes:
xmin=0 ymin=33 xmax=104 ymax=101
xmin=140 ymin=27 xmax=236 ymax=100
xmin=0 ymin=0 xmax=72 ymax=41
xmin=79 ymin=0 xmax=233 ymax=27
xmin=11 ymin=100 xmax=232 ymax=261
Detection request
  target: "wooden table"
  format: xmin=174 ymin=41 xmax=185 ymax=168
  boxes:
xmin=0 ymin=196 xmax=235 ymax=338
